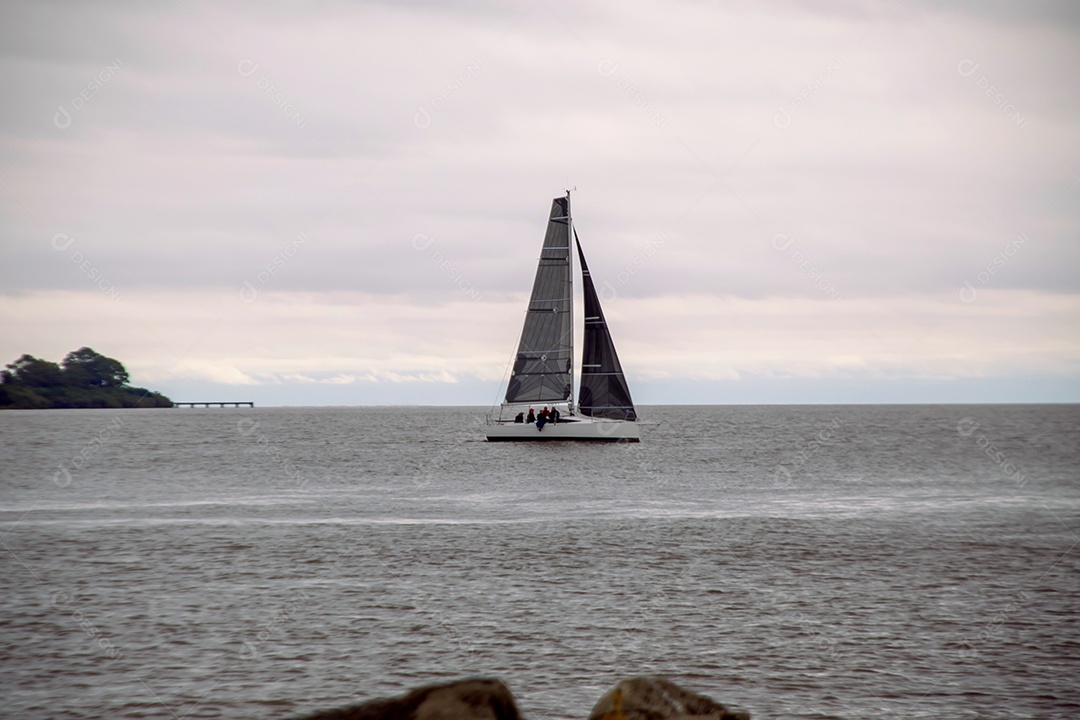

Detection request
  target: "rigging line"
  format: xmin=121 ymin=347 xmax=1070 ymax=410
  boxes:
xmin=491 ymin=309 xmax=526 ymax=411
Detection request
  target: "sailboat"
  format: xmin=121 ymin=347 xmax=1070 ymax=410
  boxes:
xmin=486 ymin=192 xmax=640 ymax=442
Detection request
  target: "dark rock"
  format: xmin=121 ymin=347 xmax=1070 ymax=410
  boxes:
xmin=588 ymin=677 xmax=750 ymax=720
xmin=293 ymin=678 xmax=521 ymax=720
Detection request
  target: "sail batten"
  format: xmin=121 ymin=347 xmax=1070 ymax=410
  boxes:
xmin=576 ymin=232 xmax=637 ymax=422
xmin=503 ymin=196 xmax=574 ymax=405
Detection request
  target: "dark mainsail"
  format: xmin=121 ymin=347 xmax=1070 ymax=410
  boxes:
xmin=504 ymin=196 xmax=574 ymax=405
xmin=576 ymin=234 xmax=637 ymax=421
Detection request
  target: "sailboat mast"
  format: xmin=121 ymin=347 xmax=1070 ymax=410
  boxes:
xmin=565 ymin=189 xmax=575 ymax=414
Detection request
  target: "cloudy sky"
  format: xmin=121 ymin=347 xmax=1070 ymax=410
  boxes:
xmin=1 ymin=0 xmax=1077 ymax=406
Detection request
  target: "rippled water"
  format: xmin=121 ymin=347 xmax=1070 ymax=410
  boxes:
xmin=1 ymin=405 xmax=1078 ymax=719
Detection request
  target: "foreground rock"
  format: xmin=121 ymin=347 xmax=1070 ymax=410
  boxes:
xmin=294 ymin=678 xmax=521 ymax=720
xmin=292 ymin=676 xmax=747 ymax=720
xmin=588 ymin=677 xmax=750 ymax=720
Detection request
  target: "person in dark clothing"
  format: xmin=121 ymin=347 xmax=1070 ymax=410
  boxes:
xmin=549 ymin=406 xmax=560 ymax=424
xmin=538 ymin=407 xmax=549 ymax=422
xmin=526 ymin=408 xmax=535 ymax=423
xmin=514 ymin=412 xmax=524 ymax=423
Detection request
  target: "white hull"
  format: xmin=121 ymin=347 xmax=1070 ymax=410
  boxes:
xmin=485 ymin=418 xmax=640 ymax=442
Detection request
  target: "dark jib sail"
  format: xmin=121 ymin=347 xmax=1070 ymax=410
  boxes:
xmin=504 ymin=197 xmax=574 ymax=405
xmin=576 ymin=234 xmax=637 ymax=421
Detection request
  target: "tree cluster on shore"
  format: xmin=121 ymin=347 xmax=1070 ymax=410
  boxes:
xmin=0 ymin=347 xmax=172 ymax=409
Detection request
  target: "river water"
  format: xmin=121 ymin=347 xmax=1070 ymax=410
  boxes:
xmin=1 ymin=405 xmax=1078 ymax=719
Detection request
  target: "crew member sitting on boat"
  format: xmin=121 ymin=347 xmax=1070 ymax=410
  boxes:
xmin=549 ymin=406 xmax=560 ymax=424
xmin=536 ymin=407 xmax=549 ymax=431
xmin=526 ymin=408 xmax=536 ymax=423
xmin=514 ymin=412 xmax=524 ymax=423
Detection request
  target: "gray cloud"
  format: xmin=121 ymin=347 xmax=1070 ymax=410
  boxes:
xmin=2 ymin=0 xmax=1077 ymax=399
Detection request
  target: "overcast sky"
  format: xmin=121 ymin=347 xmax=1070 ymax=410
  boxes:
xmin=1 ymin=0 xmax=1078 ymax=406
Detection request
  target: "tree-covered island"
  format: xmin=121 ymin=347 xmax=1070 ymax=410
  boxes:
xmin=0 ymin=347 xmax=173 ymax=409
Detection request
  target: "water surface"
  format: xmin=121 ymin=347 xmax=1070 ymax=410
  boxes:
xmin=1 ymin=405 xmax=1078 ymax=719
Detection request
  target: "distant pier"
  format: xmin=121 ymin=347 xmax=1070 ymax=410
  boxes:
xmin=173 ymin=401 xmax=254 ymax=408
